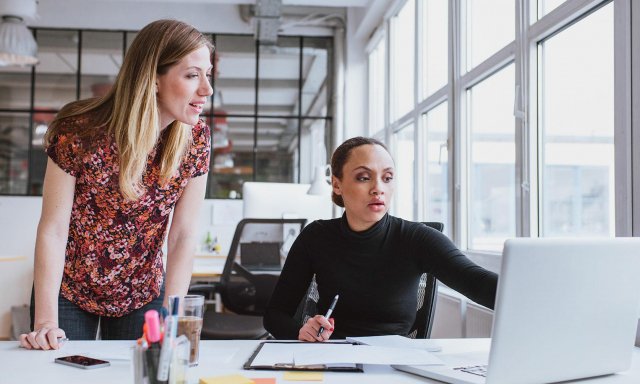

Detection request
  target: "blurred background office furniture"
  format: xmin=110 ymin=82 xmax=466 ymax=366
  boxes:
xmin=189 ymin=218 xmax=307 ymax=340
xmin=294 ymin=221 xmax=444 ymax=339
xmin=242 ymin=182 xmax=333 ymax=223
xmin=10 ymin=305 xmax=29 ymax=340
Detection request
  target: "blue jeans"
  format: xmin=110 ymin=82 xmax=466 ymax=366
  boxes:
xmin=30 ymin=284 xmax=164 ymax=340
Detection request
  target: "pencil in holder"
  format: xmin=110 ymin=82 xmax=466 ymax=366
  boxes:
xmin=169 ymin=335 xmax=191 ymax=384
xmin=132 ymin=335 xmax=190 ymax=384
xmin=132 ymin=344 xmax=147 ymax=384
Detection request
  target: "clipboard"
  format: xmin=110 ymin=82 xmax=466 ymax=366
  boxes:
xmin=243 ymin=341 xmax=364 ymax=372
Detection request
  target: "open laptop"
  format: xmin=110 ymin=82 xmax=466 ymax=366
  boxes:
xmin=240 ymin=242 xmax=282 ymax=271
xmin=394 ymin=238 xmax=640 ymax=384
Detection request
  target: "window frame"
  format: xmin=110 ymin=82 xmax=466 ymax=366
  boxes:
xmin=368 ymin=0 xmax=634 ymax=268
xmin=0 ymin=28 xmax=334 ymax=200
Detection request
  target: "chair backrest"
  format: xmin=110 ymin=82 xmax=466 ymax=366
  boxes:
xmin=220 ymin=218 xmax=307 ymax=316
xmin=295 ymin=221 xmax=444 ymax=339
xmin=407 ymin=222 xmax=443 ymax=339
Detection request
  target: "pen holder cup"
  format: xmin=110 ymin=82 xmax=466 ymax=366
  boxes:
xmin=132 ymin=335 xmax=191 ymax=384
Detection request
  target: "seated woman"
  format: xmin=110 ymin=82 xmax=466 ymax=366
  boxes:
xmin=263 ymin=136 xmax=498 ymax=341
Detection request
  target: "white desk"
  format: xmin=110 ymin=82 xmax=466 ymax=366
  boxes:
xmin=1 ymin=339 xmax=639 ymax=383
xmin=192 ymin=254 xmax=226 ymax=279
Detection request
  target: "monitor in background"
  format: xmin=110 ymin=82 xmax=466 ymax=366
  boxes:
xmin=242 ymin=182 xmax=334 ymax=223
xmin=242 ymin=182 xmax=334 ymax=258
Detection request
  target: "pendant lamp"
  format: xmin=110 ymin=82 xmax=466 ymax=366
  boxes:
xmin=0 ymin=0 xmax=37 ymax=67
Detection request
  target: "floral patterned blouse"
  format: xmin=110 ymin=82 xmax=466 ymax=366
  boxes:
xmin=45 ymin=118 xmax=211 ymax=317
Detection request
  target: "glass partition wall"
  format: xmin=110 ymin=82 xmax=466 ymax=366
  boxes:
xmin=0 ymin=29 xmax=333 ymax=199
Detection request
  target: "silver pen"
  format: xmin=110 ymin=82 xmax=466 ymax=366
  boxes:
xmin=317 ymin=294 xmax=339 ymax=337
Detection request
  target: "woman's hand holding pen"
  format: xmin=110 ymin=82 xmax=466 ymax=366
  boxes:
xmin=298 ymin=316 xmax=335 ymax=342
xmin=19 ymin=321 xmax=67 ymax=350
xmin=299 ymin=293 xmax=339 ymax=342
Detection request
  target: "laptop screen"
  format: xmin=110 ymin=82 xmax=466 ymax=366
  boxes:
xmin=240 ymin=242 xmax=282 ymax=271
xmin=487 ymin=238 xmax=640 ymax=383
xmin=393 ymin=237 xmax=640 ymax=384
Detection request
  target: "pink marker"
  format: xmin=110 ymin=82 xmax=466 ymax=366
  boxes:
xmin=144 ymin=310 xmax=162 ymax=346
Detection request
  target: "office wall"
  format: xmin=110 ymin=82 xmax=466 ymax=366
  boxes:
xmin=431 ymin=288 xmax=494 ymax=339
xmin=0 ymin=196 xmax=242 ymax=339
xmin=0 ymin=197 xmax=40 ymax=340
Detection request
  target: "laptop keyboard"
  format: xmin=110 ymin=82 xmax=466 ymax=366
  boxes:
xmin=454 ymin=365 xmax=487 ymax=377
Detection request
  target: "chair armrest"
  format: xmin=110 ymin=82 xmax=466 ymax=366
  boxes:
xmin=188 ymin=283 xmax=219 ymax=297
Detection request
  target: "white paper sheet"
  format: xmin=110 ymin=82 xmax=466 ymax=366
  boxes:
xmin=293 ymin=345 xmax=443 ymax=366
xmin=249 ymin=343 xmax=294 ymax=366
xmin=346 ymin=335 xmax=442 ymax=352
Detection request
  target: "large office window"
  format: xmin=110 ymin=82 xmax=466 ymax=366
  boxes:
xmin=467 ymin=65 xmax=516 ymax=251
xmin=0 ymin=112 xmax=29 ymax=194
xmin=389 ymin=0 xmax=415 ymax=120
xmin=367 ymin=34 xmax=386 ymax=136
xmin=368 ymin=0 xmax=629 ymax=257
xmin=80 ymin=31 xmax=122 ymax=100
xmin=393 ymin=123 xmax=415 ymax=220
xmin=422 ymin=102 xmax=450 ymax=236
xmin=421 ymin=0 xmax=448 ymax=98
xmin=538 ymin=0 xmax=567 ymax=18
xmin=0 ymin=29 xmax=333 ymax=199
xmin=538 ymin=3 xmax=614 ymax=237
xmin=465 ymin=0 xmax=514 ymax=71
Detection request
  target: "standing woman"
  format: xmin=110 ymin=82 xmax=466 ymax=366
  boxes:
xmin=20 ymin=19 xmax=213 ymax=350
xmin=264 ymin=137 xmax=498 ymax=341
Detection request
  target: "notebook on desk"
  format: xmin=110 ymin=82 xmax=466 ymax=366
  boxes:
xmin=394 ymin=237 xmax=640 ymax=384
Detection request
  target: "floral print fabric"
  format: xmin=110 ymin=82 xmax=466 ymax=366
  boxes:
xmin=45 ymin=119 xmax=210 ymax=317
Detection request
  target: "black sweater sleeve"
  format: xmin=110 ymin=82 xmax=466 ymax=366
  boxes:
xmin=263 ymin=229 xmax=315 ymax=339
xmin=412 ymin=225 xmax=498 ymax=309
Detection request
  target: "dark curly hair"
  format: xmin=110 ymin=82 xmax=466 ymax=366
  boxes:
xmin=330 ymin=136 xmax=389 ymax=207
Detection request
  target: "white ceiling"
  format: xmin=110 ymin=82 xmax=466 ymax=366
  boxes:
xmin=78 ymin=0 xmax=370 ymax=6
xmin=32 ymin=0 xmax=368 ymax=34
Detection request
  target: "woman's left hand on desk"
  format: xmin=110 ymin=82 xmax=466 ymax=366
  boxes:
xmin=19 ymin=323 xmax=66 ymax=350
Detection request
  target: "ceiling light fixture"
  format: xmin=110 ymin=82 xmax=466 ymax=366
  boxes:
xmin=0 ymin=0 xmax=38 ymax=67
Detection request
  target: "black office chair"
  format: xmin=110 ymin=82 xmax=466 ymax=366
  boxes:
xmin=408 ymin=221 xmax=444 ymax=339
xmin=189 ymin=218 xmax=307 ymax=339
xmin=295 ymin=221 xmax=444 ymax=339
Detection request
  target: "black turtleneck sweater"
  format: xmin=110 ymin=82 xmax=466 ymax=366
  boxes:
xmin=263 ymin=214 xmax=498 ymax=340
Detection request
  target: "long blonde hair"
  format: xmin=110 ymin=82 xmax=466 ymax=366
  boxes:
xmin=45 ymin=19 xmax=214 ymax=200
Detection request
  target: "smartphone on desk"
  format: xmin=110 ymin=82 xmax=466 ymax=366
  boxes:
xmin=54 ymin=355 xmax=110 ymax=369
